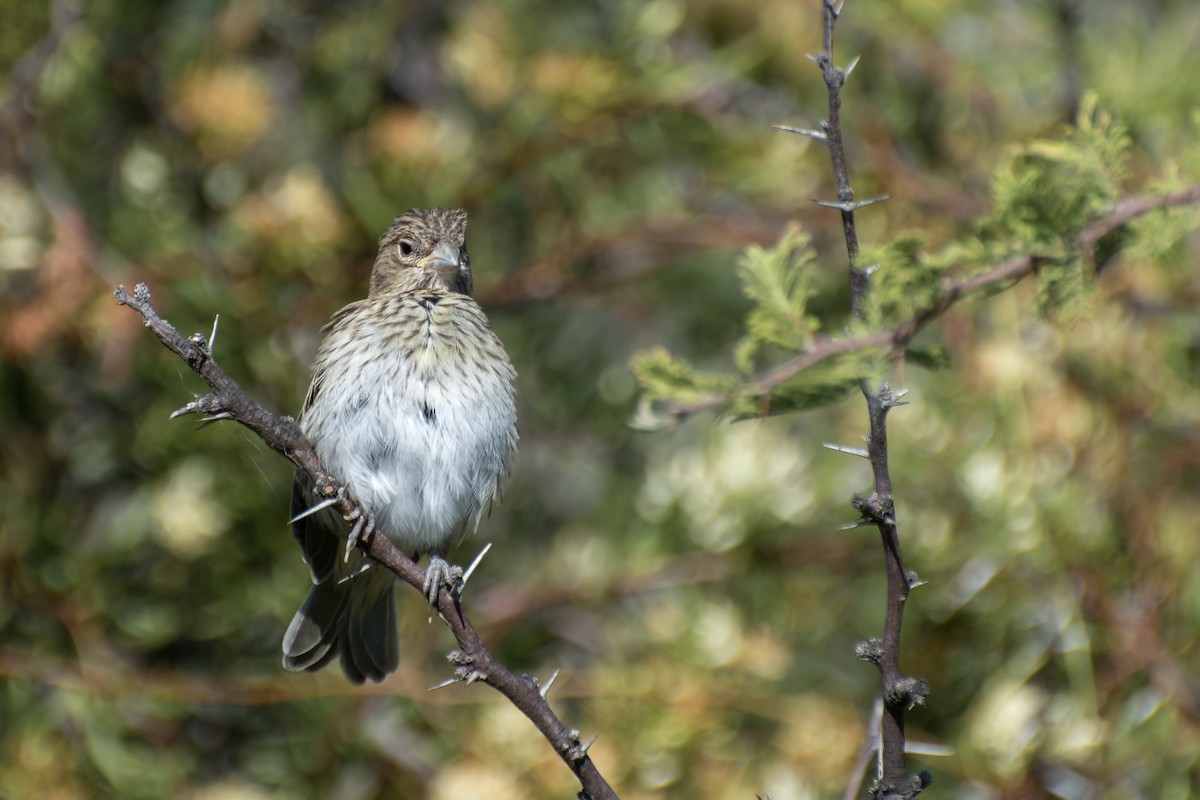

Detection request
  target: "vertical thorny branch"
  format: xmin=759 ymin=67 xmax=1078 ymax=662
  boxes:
xmin=811 ymin=1 xmax=930 ymax=797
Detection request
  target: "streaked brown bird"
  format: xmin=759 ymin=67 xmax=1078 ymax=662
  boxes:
xmin=283 ymin=208 xmax=518 ymax=684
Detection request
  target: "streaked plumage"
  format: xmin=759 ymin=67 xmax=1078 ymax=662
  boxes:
xmin=282 ymin=208 xmax=517 ymax=684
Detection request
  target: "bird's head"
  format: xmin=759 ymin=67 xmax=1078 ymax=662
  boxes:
xmin=371 ymin=208 xmax=472 ymax=296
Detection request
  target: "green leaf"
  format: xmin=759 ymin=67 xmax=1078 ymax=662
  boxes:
xmin=734 ymin=225 xmax=820 ymax=372
xmin=1126 ymin=173 xmax=1200 ymax=267
xmin=728 ymin=351 xmax=872 ymax=419
xmin=1034 ymin=255 xmax=1092 ymax=321
xmin=905 ymin=344 xmax=952 ymax=371
xmin=630 ymin=347 xmax=737 ymax=405
xmin=988 ymin=92 xmax=1131 ymax=254
xmin=860 ymin=233 xmax=940 ymax=326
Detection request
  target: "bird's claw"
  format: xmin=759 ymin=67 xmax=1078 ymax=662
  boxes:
xmin=423 ymin=554 xmax=464 ymax=605
xmin=342 ymin=505 xmax=377 ymax=562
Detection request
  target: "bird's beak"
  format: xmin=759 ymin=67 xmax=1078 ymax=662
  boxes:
xmin=418 ymin=242 xmax=462 ymax=273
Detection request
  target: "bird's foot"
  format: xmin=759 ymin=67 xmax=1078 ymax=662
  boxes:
xmin=342 ymin=503 xmax=377 ymax=563
xmin=423 ymin=554 xmax=464 ymax=605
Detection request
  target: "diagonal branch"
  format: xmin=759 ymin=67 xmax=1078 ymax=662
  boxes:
xmin=1078 ymin=186 xmax=1200 ymax=245
xmin=113 ymin=283 xmax=619 ymax=800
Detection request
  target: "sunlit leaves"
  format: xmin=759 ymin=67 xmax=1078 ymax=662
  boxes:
xmin=729 ymin=355 xmax=866 ymax=419
xmin=1126 ymin=116 xmax=1200 ymax=268
xmin=734 ymin=225 xmax=820 ymax=373
xmin=905 ymin=344 xmax=952 ymax=371
xmin=860 ymin=233 xmax=941 ymax=326
xmin=633 ymin=226 xmax=861 ymax=424
xmin=633 ymin=95 xmax=1198 ymax=419
xmin=630 ymin=348 xmax=737 ymax=412
xmin=988 ymin=93 xmax=1131 ymax=257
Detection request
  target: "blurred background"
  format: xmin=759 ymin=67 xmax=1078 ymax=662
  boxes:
xmin=2 ymin=0 xmax=1199 ymax=798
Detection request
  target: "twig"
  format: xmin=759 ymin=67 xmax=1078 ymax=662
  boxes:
xmin=112 ymin=283 xmax=619 ymax=800
xmin=816 ymin=1 xmax=925 ymax=796
xmin=1077 ymin=187 xmax=1200 ymax=271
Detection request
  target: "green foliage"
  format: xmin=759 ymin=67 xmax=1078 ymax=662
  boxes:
xmin=634 ymin=94 xmax=1170 ymax=422
xmin=4 ymin=2 xmax=1200 ymax=799
xmin=1128 ymin=198 xmax=1200 ymax=267
xmin=733 ymin=225 xmax=820 ymax=373
xmin=634 ymin=226 xmax=866 ymax=423
xmin=988 ymin=93 xmax=1130 ymax=256
xmin=1124 ymin=112 xmax=1200 ymax=268
xmin=904 ymin=344 xmax=952 ymax=371
xmin=630 ymin=347 xmax=737 ymax=413
xmin=971 ymin=93 xmax=1131 ymax=319
xmin=860 ymin=233 xmax=943 ymax=326
xmin=1033 ymin=254 xmax=1093 ymax=322
xmin=729 ymin=355 xmax=866 ymax=419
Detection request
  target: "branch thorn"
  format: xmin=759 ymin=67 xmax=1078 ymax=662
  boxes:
xmin=844 ymin=54 xmax=861 ymax=78
xmin=461 ymin=542 xmax=493 ymax=587
xmin=823 ymin=442 xmax=870 ymax=458
xmin=428 ymin=675 xmax=464 ymax=692
xmin=813 ymin=195 xmax=890 ymax=212
xmin=288 ymin=495 xmax=340 ymax=525
xmin=540 ymin=668 xmax=561 ymax=699
xmin=773 ymin=123 xmax=827 ymax=142
xmin=337 ymin=560 xmax=374 ymax=585
xmin=880 ymin=386 xmax=910 ymax=409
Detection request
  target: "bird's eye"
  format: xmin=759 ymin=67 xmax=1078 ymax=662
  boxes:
xmin=398 ymin=241 xmax=416 ymax=258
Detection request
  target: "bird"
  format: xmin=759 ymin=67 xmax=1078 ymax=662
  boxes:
xmin=281 ymin=208 xmax=518 ymax=684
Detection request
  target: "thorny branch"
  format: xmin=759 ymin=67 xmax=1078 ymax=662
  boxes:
xmin=803 ymin=4 xmax=1198 ymax=797
xmin=112 ymin=283 xmax=618 ymax=800
xmin=812 ymin=2 xmax=928 ymax=797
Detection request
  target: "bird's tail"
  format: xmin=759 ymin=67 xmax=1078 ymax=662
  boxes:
xmin=282 ymin=567 xmax=399 ymax=685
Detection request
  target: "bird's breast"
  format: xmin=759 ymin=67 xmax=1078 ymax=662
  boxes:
xmin=303 ymin=293 xmax=516 ymax=549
